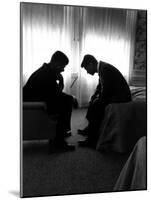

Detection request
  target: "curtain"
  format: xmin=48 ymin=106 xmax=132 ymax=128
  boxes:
xmin=21 ymin=3 xmax=137 ymax=107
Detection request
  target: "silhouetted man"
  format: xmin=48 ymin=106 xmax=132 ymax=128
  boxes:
xmin=79 ymin=54 xmax=132 ymax=147
xmin=23 ymin=51 xmax=74 ymax=151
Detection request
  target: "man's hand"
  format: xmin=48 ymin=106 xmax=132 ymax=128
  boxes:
xmin=56 ymin=74 xmax=64 ymax=91
xmin=91 ymin=96 xmax=100 ymax=104
xmin=90 ymin=93 xmax=100 ymax=103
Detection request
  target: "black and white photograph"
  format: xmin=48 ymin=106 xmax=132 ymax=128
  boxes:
xmin=20 ymin=1 xmax=147 ymax=198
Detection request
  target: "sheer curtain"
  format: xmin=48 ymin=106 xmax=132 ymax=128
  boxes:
xmin=21 ymin=3 xmax=137 ymax=107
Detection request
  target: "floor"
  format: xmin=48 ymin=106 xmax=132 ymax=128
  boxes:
xmin=66 ymin=108 xmax=88 ymax=146
xmin=22 ymin=108 xmax=129 ymax=198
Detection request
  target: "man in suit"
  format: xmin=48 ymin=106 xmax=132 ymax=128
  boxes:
xmin=78 ymin=54 xmax=132 ymax=147
xmin=23 ymin=51 xmax=75 ymax=151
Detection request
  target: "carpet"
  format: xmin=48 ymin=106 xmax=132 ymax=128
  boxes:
xmin=22 ymin=108 xmax=129 ymax=197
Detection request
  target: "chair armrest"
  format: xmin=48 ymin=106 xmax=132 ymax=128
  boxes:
xmin=23 ymin=102 xmax=47 ymax=110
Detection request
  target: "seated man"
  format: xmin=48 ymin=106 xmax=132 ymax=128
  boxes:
xmin=23 ymin=51 xmax=75 ymax=151
xmin=79 ymin=54 xmax=132 ymax=147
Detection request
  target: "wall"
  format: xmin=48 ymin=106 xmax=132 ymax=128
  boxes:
xmin=130 ymin=10 xmax=147 ymax=86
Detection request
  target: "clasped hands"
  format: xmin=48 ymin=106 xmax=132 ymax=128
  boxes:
xmin=90 ymin=94 xmax=100 ymax=105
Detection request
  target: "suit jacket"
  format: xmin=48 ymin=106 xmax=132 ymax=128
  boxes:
xmin=23 ymin=63 xmax=63 ymax=104
xmin=91 ymin=61 xmax=132 ymax=104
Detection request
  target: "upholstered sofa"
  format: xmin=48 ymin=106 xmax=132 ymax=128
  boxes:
xmin=23 ymin=102 xmax=57 ymax=141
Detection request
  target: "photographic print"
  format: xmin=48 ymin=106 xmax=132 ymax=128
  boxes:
xmin=20 ymin=2 xmax=147 ymax=198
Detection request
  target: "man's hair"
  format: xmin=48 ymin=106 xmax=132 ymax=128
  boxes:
xmin=51 ymin=51 xmax=69 ymax=65
xmin=81 ymin=54 xmax=97 ymax=68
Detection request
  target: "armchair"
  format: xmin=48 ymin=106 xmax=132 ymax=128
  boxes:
xmin=23 ymin=102 xmax=57 ymax=141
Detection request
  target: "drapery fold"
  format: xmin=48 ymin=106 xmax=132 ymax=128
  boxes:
xmin=21 ymin=3 xmax=137 ymax=106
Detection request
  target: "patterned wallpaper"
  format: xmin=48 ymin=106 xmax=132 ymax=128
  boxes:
xmin=131 ymin=10 xmax=147 ymax=86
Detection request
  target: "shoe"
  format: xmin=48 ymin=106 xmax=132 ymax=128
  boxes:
xmin=53 ymin=140 xmax=75 ymax=151
xmin=78 ymin=127 xmax=89 ymax=136
xmin=63 ymin=131 xmax=72 ymax=138
xmin=78 ymin=139 xmax=96 ymax=148
xmin=60 ymin=142 xmax=75 ymax=151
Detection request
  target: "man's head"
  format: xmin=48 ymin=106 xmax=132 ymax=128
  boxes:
xmin=81 ymin=55 xmax=98 ymax=75
xmin=50 ymin=51 xmax=69 ymax=74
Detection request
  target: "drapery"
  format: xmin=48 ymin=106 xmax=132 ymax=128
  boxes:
xmin=21 ymin=3 xmax=137 ymax=106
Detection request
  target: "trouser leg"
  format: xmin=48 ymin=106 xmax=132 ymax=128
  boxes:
xmin=46 ymin=93 xmax=73 ymax=142
xmin=86 ymin=101 xmax=106 ymax=144
xmin=58 ymin=93 xmax=73 ymax=131
xmin=86 ymin=101 xmax=95 ymax=122
xmin=55 ymin=93 xmax=73 ymax=141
